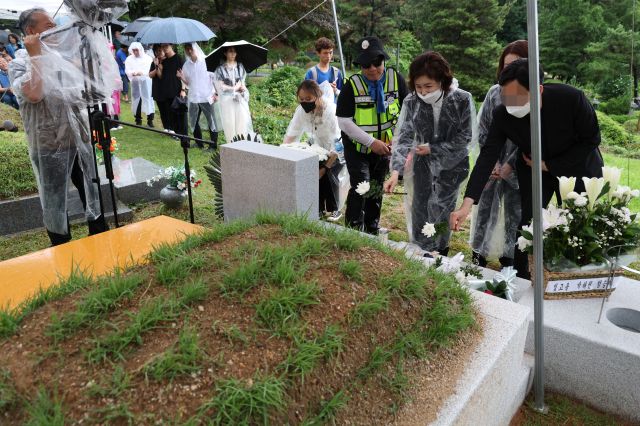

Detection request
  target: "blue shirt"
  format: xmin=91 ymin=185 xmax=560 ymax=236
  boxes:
xmin=0 ymin=70 xmax=18 ymax=107
xmin=116 ymin=49 xmax=128 ymax=76
xmin=304 ymin=65 xmax=344 ymax=91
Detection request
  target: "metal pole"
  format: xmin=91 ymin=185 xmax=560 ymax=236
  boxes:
xmin=396 ymin=42 xmax=400 ymax=69
xmin=527 ymin=0 xmax=547 ymax=413
xmin=330 ymin=0 xmax=347 ymax=79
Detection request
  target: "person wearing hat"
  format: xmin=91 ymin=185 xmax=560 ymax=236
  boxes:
xmin=336 ymin=36 xmax=408 ymax=234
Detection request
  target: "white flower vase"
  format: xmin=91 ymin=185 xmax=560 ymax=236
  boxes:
xmin=160 ymin=185 xmax=187 ymax=209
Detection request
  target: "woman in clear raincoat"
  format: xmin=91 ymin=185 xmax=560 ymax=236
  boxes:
xmin=282 ymin=80 xmax=349 ymax=221
xmin=125 ymin=42 xmax=155 ymax=127
xmin=214 ymin=46 xmax=253 ymax=140
xmin=384 ymin=51 xmax=475 ymax=256
xmin=9 ymin=7 xmax=122 ymax=245
xmin=469 ymin=40 xmax=527 ymax=267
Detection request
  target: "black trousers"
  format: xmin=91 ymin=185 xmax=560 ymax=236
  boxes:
xmin=156 ymin=99 xmax=175 ymax=131
xmin=193 ymin=108 xmax=219 ymax=148
xmin=135 ymin=101 xmax=154 ymax=124
xmin=319 ymin=171 xmax=337 ymax=213
xmin=343 ymin=138 xmax=389 ymax=234
xmin=46 ymin=155 xmax=108 ymax=246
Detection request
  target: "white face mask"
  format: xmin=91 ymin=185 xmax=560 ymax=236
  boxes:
xmin=417 ymin=89 xmax=443 ymax=105
xmin=506 ymin=102 xmax=530 ymax=118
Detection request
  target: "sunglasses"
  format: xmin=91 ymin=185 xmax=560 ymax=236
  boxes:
xmin=361 ymin=56 xmax=384 ymax=69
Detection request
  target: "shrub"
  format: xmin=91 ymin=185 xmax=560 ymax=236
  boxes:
xmin=623 ymin=119 xmax=639 ymax=134
xmin=254 ymin=66 xmax=305 ymax=108
xmin=596 ymin=111 xmax=633 ymax=146
xmin=0 ymin=133 xmax=37 ymax=199
xmin=600 ymin=95 xmax=632 ymax=115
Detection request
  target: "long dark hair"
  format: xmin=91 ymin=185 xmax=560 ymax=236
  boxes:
xmin=497 ymin=40 xmax=528 ymax=80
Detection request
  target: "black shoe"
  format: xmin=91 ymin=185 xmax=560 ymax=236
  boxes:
xmin=135 ymin=120 xmax=142 ymax=126
xmin=472 ymin=251 xmax=488 ymax=267
xmin=147 ymin=121 xmax=154 ymax=128
xmin=438 ymin=246 xmax=450 ymax=257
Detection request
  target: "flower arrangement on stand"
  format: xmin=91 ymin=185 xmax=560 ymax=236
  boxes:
xmin=93 ymin=134 xmax=118 ymax=164
xmin=518 ymin=167 xmax=640 ymax=298
xmin=147 ymin=166 xmax=202 ymax=209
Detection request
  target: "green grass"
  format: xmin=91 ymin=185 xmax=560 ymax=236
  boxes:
xmin=24 ymin=387 xmax=65 ymax=426
xmin=0 ymin=368 xmax=19 ymax=411
xmin=212 ymin=321 xmax=251 ymax=346
xmin=46 ymin=272 xmax=146 ymax=342
xmin=87 ymin=365 xmax=132 ymax=398
xmin=255 ymin=281 xmax=321 ymax=335
xmin=349 ymin=290 xmax=391 ymax=326
xmin=177 ymin=276 xmax=210 ymax=305
xmin=156 ymin=253 xmax=207 ymax=287
xmin=280 ymin=325 xmax=344 ymax=381
xmin=196 ymin=376 xmax=287 ymax=425
xmin=144 ymin=326 xmax=206 ymax=381
xmin=338 ymin=259 xmax=363 ymax=282
xmin=302 ymin=389 xmax=350 ymax=425
xmin=86 ymin=297 xmax=181 ymax=363
xmin=220 ymin=256 xmax=263 ymax=298
xmin=0 ymin=265 xmax=94 ymax=338
xmin=87 ymin=403 xmax=136 ymax=425
xmin=378 ymin=261 xmax=430 ymax=301
xmin=0 ymin=129 xmax=36 ymax=199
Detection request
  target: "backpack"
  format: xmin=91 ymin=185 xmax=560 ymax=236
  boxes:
xmin=309 ymin=65 xmax=340 ymax=84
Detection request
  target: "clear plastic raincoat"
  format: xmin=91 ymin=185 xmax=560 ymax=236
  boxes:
xmin=391 ymin=88 xmax=476 ymax=252
xmin=8 ymin=6 xmax=123 ymax=235
xmin=469 ymin=84 xmax=521 ymax=260
xmin=182 ymin=43 xmax=217 ymax=133
xmin=214 ymin=62 xmax=253 ymax=139
xmin=284 ymin=93 xmax=350 ymax=210
xmin=124 ymin=42 xmax=154 ymax=117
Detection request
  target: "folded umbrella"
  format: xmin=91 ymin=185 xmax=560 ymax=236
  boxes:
xmin=121 ymin=16 xmax=159 ymax=36
xmin=135 ymin=17 xmax=215 ymax=45
xmin=205 ymin=40 xmax=268 ymax=74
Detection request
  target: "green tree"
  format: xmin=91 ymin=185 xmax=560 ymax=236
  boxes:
xmin=421 ymin=0 xmax=508 ymax=98
xmin=497 ymin=0 xmax=527 ymax=44
xmin=539 ymin=0 xmax=605 ymax=81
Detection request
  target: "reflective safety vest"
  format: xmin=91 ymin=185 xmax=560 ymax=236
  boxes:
xmin=349 ymin=68 xmax=401 ymax=154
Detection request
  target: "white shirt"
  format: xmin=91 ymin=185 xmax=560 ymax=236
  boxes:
xmin=285 ymin=102 xmax=340 ymax=152
xmin=182 ymin=56 xmax=215 ymax=104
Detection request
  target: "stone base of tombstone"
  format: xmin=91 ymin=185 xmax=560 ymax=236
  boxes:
xmin=220 ymin=141 xmax=319 ymax=222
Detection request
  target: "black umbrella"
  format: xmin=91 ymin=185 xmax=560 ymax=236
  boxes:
xmin=205 ymin=40 xmax=268 ymax=74
xmin=121 ymin=16 xmax=159 ymax=36
xmin=109 ymin=19 xmax=129 ymax=32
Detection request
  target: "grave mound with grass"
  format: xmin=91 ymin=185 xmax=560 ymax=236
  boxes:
xmin=0 ymin=214 xmax=477 ymax=424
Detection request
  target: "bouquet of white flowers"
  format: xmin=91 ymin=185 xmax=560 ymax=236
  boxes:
xmin=518 ymin=167 xmax=640 ymax=270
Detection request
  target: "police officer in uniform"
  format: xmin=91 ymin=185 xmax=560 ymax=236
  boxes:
xmin=336 ymin=36 xmax=408 ymax=234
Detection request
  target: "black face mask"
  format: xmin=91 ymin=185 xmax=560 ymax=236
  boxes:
xmin=300 ymin=101 xmax=316 ymax=113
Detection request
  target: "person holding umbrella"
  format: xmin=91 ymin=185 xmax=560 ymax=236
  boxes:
xmin=213 ymin=45 xmax=252 ymax=140
xmin=177 ymin=42 xmax=219 ymax=150
xmin=149 ymin=43 xmax=184 ymax=132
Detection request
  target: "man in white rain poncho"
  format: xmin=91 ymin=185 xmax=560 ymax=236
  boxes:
xmin=125 ymin=42 xmax=155 ymax=127
xmin=384 ymin=52 xmax=475 ymax=256
xmin=9 ymin=8 xmax=112 ymax=246
xmin=177 ymin=43 xmax=219 ymax=150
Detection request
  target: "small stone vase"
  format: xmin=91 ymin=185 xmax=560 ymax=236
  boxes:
xmin=159 ymin=185 xmax=187 ymax=209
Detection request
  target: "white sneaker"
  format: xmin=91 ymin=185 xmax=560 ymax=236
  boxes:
xmin=327 ymin=211 xmax=343 ymax=222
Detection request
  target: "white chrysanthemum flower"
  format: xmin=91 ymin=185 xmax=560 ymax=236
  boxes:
xmin=421 ymin=222 xmax=436 ymax=237
xmin=355 ymin=181 xmax=370 ymax=195
xmin=517 ymin=235 xmax=532 ymax=251
xmin=574 ymin=195 xmax=588 ymax=207
xmin=542 ymin=205 xmax=568 ymax=231
xmin=565 ymin=191 xmax=580 ymax=200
